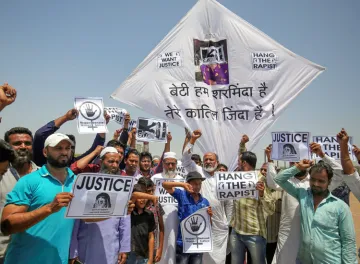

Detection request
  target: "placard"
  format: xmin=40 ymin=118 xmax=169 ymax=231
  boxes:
xmin=271 ymin=132 xmax=310 ymax=161
xmin=215 ymin=171 xmax=258 ymax=200
xmin=75 ymin=97 xmax=108 ymax=134
xmin=181 ymin=207 xmax=213 ymax=253
xmin=66 ymin=173 xmax=134 ymax=218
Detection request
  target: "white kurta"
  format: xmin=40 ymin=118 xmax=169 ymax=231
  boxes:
xmin=267 ymin=156 xmax=349 ymax=264
xmin=151 ymin=173 xmax=183 ymax=264
xmin=182 ymin=143 xmax=232 ymax=264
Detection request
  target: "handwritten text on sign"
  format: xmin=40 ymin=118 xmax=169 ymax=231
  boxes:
xmin=155 ymin=178 xmax=185 ymax=205
xmin=215 ymin=171 xmax=258 ymax=200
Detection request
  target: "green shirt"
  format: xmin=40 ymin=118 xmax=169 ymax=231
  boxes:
xmin=274 ymin=166 xmax=357 ymax=264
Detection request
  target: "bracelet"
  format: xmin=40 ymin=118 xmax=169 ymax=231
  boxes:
xmin=341 ymin=158 xmax=351 ymax=161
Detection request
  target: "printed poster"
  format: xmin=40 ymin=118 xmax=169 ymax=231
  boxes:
xmin=312 ymin=136 xmax=356 ymax=160
xmin=181 ymin=207 xmax=213 ymax=253
xmin=66 ymin=173 xmax=134 ymax=219
xmin=75 ymin=97 xmax=108 ymax=134
xmin=271 ymin=132 xmax=310 ymax=162
xmin=154 ymin=178 xmax=185 ymax=205
xmin=215 ymin=171 xmax=258 ymax=200
xmin=137 ymin=117 xmax=168 ymax=143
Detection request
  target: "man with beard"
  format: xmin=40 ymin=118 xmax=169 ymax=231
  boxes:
xmin=70 ymin=141 xmax=125 ymax=174
xmin=151 ymin=152 xmax=184 ymax=264
xmin=267 ymin=138 xmax=357 ymax=264
xmin=1 ymin=133 xmax=76 ymax=264
xmin=0 ymin=127 xmax=39 ymax=263
xmin=69 ymin=148 xmax=157 ymax=264
xmin=274 ymin=160 xmax=356 ymax=263
xmin=32 ymin=108 xmax=111 ymax=167
xmin=181 ymin=130 xmax=233 ymax=264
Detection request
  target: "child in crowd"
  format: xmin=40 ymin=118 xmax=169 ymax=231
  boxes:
xmin=137 ymin=177 xmax=165 ymax=263
xmin=162 ymin=171 xmax=212 ymax=264
xmin=128 ymin=184 xmax=156 ymax=264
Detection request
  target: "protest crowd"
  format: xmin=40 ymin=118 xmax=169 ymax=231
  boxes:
xmin=0 ymin=82 xmax=360 ymax=264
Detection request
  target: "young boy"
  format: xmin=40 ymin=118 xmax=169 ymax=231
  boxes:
xmin=137 ymin=177 xmax=165 ymax=263
xmin=162 ymin=171 xmax=212 ymax=264
xmin=128 ymin=184 xmax=156 ymax=264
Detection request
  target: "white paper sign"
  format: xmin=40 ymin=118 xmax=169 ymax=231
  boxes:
xmin=271 ymin=132 xmax=310 ymax=162
xmin=312 ymin=136 xmax=355 ymax=160
xmin=66 ymin=173 xmax=134 ymax=219
xmin=157 ymin=51 xmax=182 ymax=69
xmin=155 ymin=178 xmax=185 ymax=205
xmin=75 ymin=97 xmax=108 ymax=134
xmin=129 ymin=119 xmax=137 ymax=128
xmin=252 ymin=52 xmax=277 ymax=70
xmin=136 ymin=117 xmax=168 ymax=143
xmin=216 ymin=171 xmax=258 ymax=200
xmin=104 ymin=107 xmax=127 ymax=125
xmin=181 ymin=207 xmax=213 ymax=253
xmin=111 ymin=0 xmax=324 ymax=170
xmin=176 ymin=161 xmax=188 ymax=178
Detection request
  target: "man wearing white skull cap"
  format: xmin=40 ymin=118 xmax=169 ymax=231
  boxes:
xmin=151 ymin=152 xmax=184 ymax=264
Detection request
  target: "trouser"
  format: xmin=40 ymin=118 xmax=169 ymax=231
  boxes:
xmin=127 ymin=252 xmax=148 ymax=264
xmin=176 ymin=245 xmax=203 ymax=264
xmin=230 ymin=230 xmax=267 ymax=264
xmin=266 ymin=242 xmax=277 ymax=264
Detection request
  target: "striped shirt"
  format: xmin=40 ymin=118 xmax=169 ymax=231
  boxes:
xmin=266 ymin=190 xmax=283 ymax=243
xmin=230 ymin=175 xmax=276 ymax=239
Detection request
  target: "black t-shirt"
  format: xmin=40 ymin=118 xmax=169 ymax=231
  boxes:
xmin=131 ymin=208 xmax=156 ymax=257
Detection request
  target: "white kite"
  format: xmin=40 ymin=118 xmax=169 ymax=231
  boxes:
xmin=111 ymin=0 xmax=324 ymax=169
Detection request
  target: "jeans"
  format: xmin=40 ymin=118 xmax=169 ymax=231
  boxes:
xmin=230 ymin=230 xmax=267 ymax=264
xmin=176 ymin=245 xmax=203 ymax=264
xmin=127 ymin=252 xmax=148 ymax=264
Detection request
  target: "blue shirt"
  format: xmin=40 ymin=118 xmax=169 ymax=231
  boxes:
xmin=33 ymin=120 xmax=105 ymax=167
xmin=4 ymin=165 xmax=76 ymax=264
xmin=171 ymin=189 xmax=209 ymax=247
xmin=274 ymin=166 xmax=357 ymax=264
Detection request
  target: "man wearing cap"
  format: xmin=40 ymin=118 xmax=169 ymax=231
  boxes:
xmin=1 ymin=133 xmax=76 ymax=264
xmin=181 ymin=130 xmax=233 ymax=264
xmin=151 ymin=152 xmax=184 ymax=264
xmin=162 ymin=171 xmax=212 ymax=264
xmin=69 ymin=147 xmax=130 ymax=264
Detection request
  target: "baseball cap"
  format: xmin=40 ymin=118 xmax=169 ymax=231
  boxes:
xmin=44 ymin=133 xmax=74 ymax=148
xmin=100 ymin=147 xmax=118 ymax=159
xmin=186 ymin=171 xmax=205 ymax=182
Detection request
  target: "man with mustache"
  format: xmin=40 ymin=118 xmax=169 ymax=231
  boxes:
xmin=151 ymin=152 xmax=184 ymax=264
xmin=69 ymin=147 xmax=155 ymax=264
xmin=32 ymin=108 xmax=111 ymax=167
xmin=1 ymin=133 xmax=76 ymax=264
xmin=0 ymin=127 xmax=39 ymax=263
xmin=121 ymin=149 xmax=141 ymax=179
xmin=181 ymin=130 xmax=233 ymax=264
xmin=274 ymin=159 xmax=356 ymax=263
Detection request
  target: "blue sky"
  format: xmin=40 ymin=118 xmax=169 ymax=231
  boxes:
xmin=0 ymin=0 xmax=359 ymax=167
